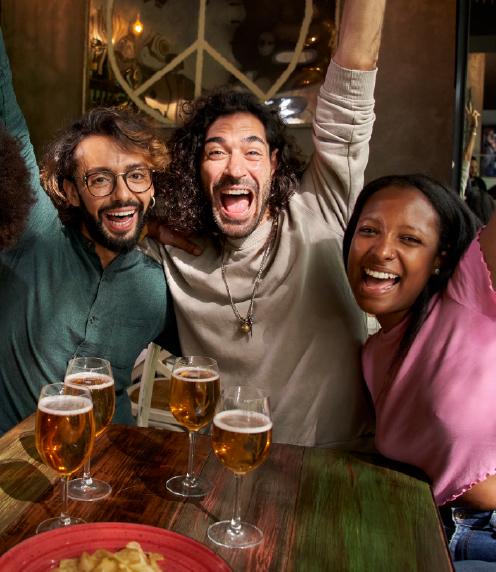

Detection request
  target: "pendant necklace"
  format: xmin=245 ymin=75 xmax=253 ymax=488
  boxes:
xmin=221 ymin=216 xmax=279 ymax=336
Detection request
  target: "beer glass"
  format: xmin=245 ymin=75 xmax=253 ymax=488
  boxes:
xmin=35 ymin=382 xmax=95 ymax=533
xmin=207 ymin=386 xmax=272 ymax=549
xmin=65 ymin=357 xmax=115 ymax=501
xmin=166 ymin=356 xmax=220 ymax=497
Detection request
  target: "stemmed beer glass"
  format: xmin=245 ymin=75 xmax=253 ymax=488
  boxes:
xmin=35 ymin=382 xmax=95 ymax=533
xmin=208 ymin=386 xmax=272 ymax=549
xmin=166 ymin=356 xmax=220 ymax=498
xmin=65 ymin=357 xmax=115 ymax=501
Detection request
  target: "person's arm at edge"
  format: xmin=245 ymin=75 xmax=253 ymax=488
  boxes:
xmin=301 ymin=0 xmax=386 ymax=231
xmin=479 ymin=206 xmax=496 ymax=288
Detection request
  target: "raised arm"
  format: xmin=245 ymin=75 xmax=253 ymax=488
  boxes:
xmin=334 ymin=0 xmax=386 ymax=71
xmin=299 ymin=0 xmax=386 ymax=233
xmin=459 ymin=104 xmax=480 ymax=199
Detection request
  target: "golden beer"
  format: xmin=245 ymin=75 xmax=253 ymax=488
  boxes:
xmin=212 ymin=410 xmax=272 ymax=475
xmin=35 ymin=395 xmax=95 ymax=475
xmin=169 ymin=367 xmax=220 ymax=431
xmin=65 ymin=373 xmax=115 ymax=436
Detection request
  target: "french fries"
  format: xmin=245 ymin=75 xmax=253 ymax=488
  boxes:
xmin=53 ymin=541 xmax=164 ymax=572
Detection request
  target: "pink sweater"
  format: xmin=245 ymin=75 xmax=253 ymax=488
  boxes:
xmin=363 ymin=237 xmax=496 ymax=505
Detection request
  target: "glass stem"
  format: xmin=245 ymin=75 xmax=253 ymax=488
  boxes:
xmin=185 ymin=430 xmax=197 ymax=485
xmin=60 ymin=475 xmax=71 ymax=526
xmin=229 ymin=474 xmax=243 ymax=535
xmin=81 ymin=457 xmax=93 ymax=487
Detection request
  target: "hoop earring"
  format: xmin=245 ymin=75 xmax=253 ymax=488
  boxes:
xmin=150 ymin=196 xmax=156 ymax=209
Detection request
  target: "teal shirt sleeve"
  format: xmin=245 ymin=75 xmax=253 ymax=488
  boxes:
xmin=153 ymin=286 xmax=182 ymax=357
xmin=0 ymin=29 xmax=57 ymax=234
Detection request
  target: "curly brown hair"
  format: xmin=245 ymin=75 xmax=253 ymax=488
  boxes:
xmin=40 ymin=107 xmax=169 ymax=227
xmin=152 ymin=89 xmax=305 ymax=233
xmin=0 ymin=125 xmax=35 ymax=250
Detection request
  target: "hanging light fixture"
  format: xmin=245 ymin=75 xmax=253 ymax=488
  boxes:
xmin=131 ymin=13 xmax=144 ymax=36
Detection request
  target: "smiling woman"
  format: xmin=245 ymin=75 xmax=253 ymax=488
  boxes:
xmin=343 ymin=174 xmax=478 ymax=360
xmin=346 ymin=185 xmax=442 ymax=332
xmin=343 ymin=173 xmax=496 ymax=564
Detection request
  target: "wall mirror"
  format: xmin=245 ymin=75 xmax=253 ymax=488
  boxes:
xmin=85 ymin=0 xmax=339 ymax=126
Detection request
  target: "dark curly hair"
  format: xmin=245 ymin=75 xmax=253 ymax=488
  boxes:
xmin=0 ymin=125 xmax=35 ymax=250
xmin=343 ymin=174 xmax=479 ymax=368
xmin=41 ymin=107 xmax=169 ymax=227
xmin=152 ymin=89 xmax=305 ymax=233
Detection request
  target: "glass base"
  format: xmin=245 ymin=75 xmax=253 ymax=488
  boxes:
xmin=68 ymin=478 xmax=112 ymax=502
xmin=166 ymin=474 xmax=211 ymax=498
xmin=207 ymin=520 xmax=264 ymax=549
xmin=36 ymin=516 xmax=85 ymax=534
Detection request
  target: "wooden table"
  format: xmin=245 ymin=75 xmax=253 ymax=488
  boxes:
xmin=0 ymin=417 xmax=453 ymax=571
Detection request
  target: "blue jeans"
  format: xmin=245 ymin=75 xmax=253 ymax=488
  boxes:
xmin=446 ymin=508 xmax=496 ymax=562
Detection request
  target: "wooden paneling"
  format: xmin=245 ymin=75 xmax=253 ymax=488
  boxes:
xmin=0 ymin=0 xmax=87 ymax=155
xmin=366 ymin=0 xmax=457 ymax=185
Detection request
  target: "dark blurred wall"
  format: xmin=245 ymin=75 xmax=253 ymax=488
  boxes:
xmin=1 ymin=0 xmax=456 ymax=184
xmin=0 ymin=0 xmax=87 ymax=156
xmin=366 ymin=0 xmax=457 ymax=185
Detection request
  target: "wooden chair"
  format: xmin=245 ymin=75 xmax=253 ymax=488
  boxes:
xmin=128 ymin=342 xmax=180 ymax=429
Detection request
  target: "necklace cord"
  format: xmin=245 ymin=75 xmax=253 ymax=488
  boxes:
xmin=221 ymin=217 xmax=279 ymax=334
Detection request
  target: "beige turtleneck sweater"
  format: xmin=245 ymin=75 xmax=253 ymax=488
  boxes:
xmin=145 ymin=61 xmax=376 ymax=448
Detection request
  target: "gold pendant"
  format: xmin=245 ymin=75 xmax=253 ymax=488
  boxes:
xmin=240 ymin=322 xmax=251 ymax=334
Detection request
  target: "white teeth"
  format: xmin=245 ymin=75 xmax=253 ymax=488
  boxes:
xmin=222 ymin=190 xmax=249 ymax=195
xmin=365 ymin=268 xmax=399 ymax=280
xmin=107 ymin=210 xmax=134 ymax=217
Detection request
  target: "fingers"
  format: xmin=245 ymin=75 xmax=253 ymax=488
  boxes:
xmin=158 ymin=226 xmax=202 ymax=256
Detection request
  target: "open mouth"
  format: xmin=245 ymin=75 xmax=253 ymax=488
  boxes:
xmin=103 ymin=207 xmax=138 ymax=234
xmin=362 ymin=267 xmax=400 ymax=294
xmin=219 ymin=189 xmax=254 ymax=220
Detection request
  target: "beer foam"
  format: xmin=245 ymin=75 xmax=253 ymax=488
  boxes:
xmin=173 ymin=366 xmax=219 ymax=383
xmin=39 ymin=395 xmax=93 ymax=415
xmin=214 ymin=409 xmax=272 ymax=433
xmin=65 ymin=372 xmax=114 ymax=390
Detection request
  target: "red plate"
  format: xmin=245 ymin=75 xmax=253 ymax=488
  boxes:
xmin=0 ymin=522 xmax=231 ymax=571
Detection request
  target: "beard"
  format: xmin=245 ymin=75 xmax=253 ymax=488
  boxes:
xmin=79 ymin=199 xmax=146 ymax=254
xmin=211 ymin=176 xmax=272 ymax=239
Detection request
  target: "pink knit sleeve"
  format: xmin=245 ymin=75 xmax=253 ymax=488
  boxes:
xmin=447 ymin=236 xmax=496 ymax=317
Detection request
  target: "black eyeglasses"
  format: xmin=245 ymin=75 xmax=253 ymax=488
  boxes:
xmin=82 ymin=167 xmax=155 ymax=197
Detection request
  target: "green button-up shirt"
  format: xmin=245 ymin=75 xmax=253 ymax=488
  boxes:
xmin=0 ymin=31 xmax=179 ymax=434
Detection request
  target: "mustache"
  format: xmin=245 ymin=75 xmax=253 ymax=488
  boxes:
xmin=213 ymin=175 xmax=258 ymax=193
xmin=98 ymin=200 xmax=143 ymax=217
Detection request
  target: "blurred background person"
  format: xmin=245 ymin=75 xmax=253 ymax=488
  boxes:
xmin=459 ymin=104 xmax=494 ymax=224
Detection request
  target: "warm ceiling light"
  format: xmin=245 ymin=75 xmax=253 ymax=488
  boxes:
xmin=131 ymin=14 xmax=143 ymax=36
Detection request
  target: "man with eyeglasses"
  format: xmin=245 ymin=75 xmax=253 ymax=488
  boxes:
xmin=0 ymin=30 xmax=179 ymax=435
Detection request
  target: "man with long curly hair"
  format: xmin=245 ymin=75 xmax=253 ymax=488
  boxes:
xmin=146 ymin=0 xmax=386 ymax=447
xmin=0 ymin=126 xmax=34 ymax=250
xmin=0 ymin=30 xmax=179 ymax=436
